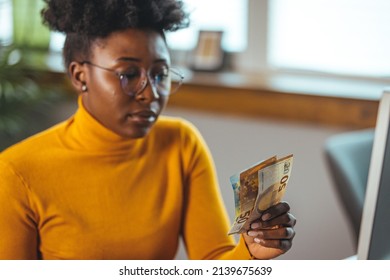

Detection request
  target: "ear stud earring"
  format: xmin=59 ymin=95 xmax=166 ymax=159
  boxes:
xmin=81 ymin=84 xmax=88 ymax=92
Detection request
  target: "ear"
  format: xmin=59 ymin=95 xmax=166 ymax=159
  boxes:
xmin=69 ymin=61 xmax=88 ymax=93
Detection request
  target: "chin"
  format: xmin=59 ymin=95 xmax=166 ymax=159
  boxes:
xmin=121 ymin=127 xmax=151 ymax=139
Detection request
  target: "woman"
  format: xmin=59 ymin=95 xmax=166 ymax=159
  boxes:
xmin=0 ymin=0 xmax=296 ymax=260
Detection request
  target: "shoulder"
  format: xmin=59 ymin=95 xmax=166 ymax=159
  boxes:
xmin=0 ymin=121 xmax=67 ymax=166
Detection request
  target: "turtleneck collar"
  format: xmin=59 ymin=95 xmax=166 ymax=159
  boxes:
xmin=60 ymin=96 xmax=142 ymax=154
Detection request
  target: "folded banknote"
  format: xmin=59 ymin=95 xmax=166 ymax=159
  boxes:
xmin=228 ymin=154 xmax=293 ymax=235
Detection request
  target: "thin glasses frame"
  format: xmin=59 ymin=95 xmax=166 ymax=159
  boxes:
xmin=80 ymin=61 xmax=184 ymax=97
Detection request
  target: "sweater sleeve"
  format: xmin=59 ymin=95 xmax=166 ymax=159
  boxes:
xmin=179 ymin=121 xmax=251 ymax=260
xmin=0 ymin=160 xmax=39 ymax=259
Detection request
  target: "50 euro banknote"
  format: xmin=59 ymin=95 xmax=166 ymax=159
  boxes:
xmin=228 ymin=154 xmax=293 ymax=235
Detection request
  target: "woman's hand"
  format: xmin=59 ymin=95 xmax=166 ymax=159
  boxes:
xmin=242 ymin=202 xmax=296 ymax=260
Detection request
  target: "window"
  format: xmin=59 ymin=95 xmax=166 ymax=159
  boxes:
xmin=166 ymin=0 xmax=248 ymax=52
xmin=268 ymin=0 xmax=390 ymax=78
xmin=0 ymin=0 xmax=12 ymax=45
xmin=0 ymin=0 xmax=248 ymax=53
xmin=48 ymin=0 xmax=249 ymax=54
xmin=2 ymin=0 xmax=389 ymax=80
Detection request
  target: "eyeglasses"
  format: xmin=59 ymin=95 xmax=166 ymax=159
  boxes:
xmin=81 ymin=61 xmax=184 ymax=97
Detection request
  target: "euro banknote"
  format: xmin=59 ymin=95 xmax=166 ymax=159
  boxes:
xmin=228 ymin=154 xmax=293 ymax=235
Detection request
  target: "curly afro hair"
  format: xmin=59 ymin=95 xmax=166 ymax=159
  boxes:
xmin=41 ymin=0 xmax=189 ymax=72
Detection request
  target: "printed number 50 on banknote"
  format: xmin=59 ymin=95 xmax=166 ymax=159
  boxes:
xmin=228 ymin=154 xmax=293 ymax=235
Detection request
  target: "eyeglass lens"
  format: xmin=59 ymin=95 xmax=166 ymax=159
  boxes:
xmin=119 ymin=68 xmax=183 ymax=97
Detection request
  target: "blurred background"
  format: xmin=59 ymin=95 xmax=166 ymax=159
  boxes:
xmin=1 ymin=0 xmax=390 ymax=259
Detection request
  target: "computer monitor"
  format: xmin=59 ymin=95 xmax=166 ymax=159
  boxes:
xmin=357 ymin=88 xmax=390 ymax=260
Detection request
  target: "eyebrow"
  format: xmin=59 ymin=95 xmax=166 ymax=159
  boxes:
xmin=116 ymin=57 xmax=168 ymax=64
xmin=116 ymin=57 xmax=141 ymax=62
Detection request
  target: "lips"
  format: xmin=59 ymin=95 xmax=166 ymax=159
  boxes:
xmin=127 ymin=110 xmax=157 ymax=125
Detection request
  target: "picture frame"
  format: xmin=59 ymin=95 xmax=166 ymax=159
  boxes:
xmin=190 ymin=30 xmax=225 ymax=72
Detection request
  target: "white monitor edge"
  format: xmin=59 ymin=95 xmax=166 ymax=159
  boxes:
xmin=357 ymin=88 xmax=390 ymax=260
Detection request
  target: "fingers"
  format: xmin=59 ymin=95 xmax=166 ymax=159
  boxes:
xmin=247 ymin=227 xmax=295 ymax=252
xmin=246 ymin=202 xmax=296 ymax=252
xmin=256 ymin=238 xmax=293 ymax=252
xmin=250 ymin=202 xmax=296 ymax=229
xmin=248 ymin=226 xmax=295 ymax=240
xmin=260 ymin=201 xmax=290 ymax=222
xmin=258 ymin=212 xmax=297 ymax=229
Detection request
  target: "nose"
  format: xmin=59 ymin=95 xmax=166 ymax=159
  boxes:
xmin=135 ymin=77 xmax=159 ymax=102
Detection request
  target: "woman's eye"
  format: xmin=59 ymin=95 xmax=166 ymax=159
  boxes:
xmin=122 ymin=72 xmax=139 ymax=80
xmin=119 ymin=68 xmax=141 ymax=80
xmin=153 ymin=70 xmax=169 ymax=83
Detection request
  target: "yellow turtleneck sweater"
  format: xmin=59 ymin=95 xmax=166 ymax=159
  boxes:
xmin=0 ymin=98 xmax=251 ymax=260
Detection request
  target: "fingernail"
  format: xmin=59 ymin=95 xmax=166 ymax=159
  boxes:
xmin=254 ymin=238 xmax=261 ymax=243
xmin=286 ymin=227 xmax=294 ymax=238
xmin=247 ymin=231 xmax=258 ymax=237
xmin=251 ymin=223 xmax=260 ymax=229
xmin=262 ymin=213 xmax=271 ymax=221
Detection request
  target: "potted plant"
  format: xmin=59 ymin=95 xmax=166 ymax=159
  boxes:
xmin=0 ymin=44 xmax=65 ymax=151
